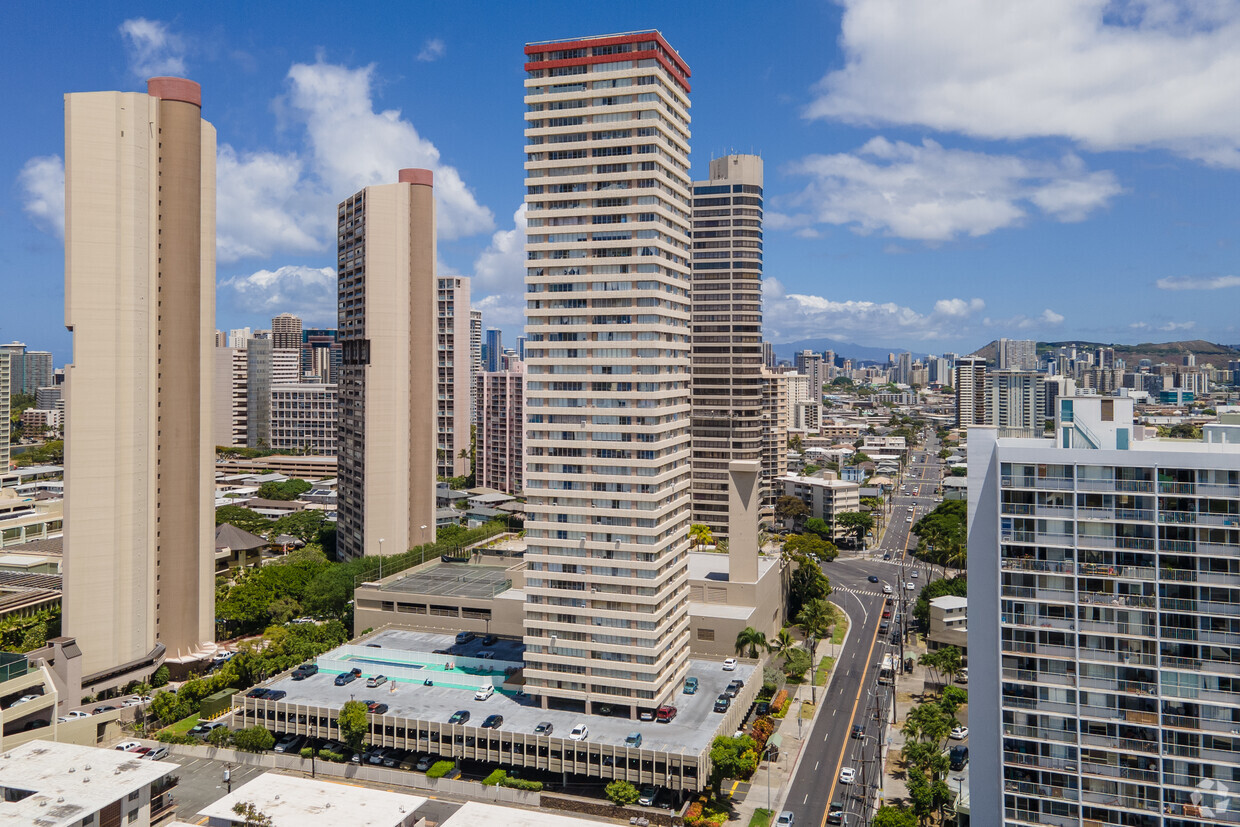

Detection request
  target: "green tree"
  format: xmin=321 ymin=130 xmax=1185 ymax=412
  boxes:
xmin=231 ymin=802 xmax=274 ymax=827
xmin=689 ymin=523 xmax=714 ymax=551
xmin=769 ymin=628 xmax=797 ymax=661
xmin=605 ymin=779 xmax=640 ymax=806
xmin=268 ymin=510 xmax=327 ymax=544
xmin=214 ymin=505 xmax=273 ymax=534
xmin=835 ymin=511 xmax=873 ymax=543
xmin=940 ymin=685 xmax=968 ymax=715
xmin=775 ymin=495 xmax=810 ymax=525
xmin=804 ymin=517 xmax=832 ymax=542
xmin=782 ymin=647 xmax=811 ymax=682
xmin=150 ymin=665 xmax=171 ymax=688
xmin=231 ymin=726 xmax=275 ymax=753
xmin=783 ymin=533 xmax=837 ymax=561
xmin=337 ymin=700 xmax=370 ymax=752
xmin=873 ymin=805 xmax=918 ymax=827
xmin=787 ymin=433 xmax=804 ymax=452
xmin=849 ymin=451 xmax=873 ymax=466
xmin=795 ymin=598 xmax=833 ymax=657
xmin=784 ymin=548 xmax=832 ymax=617
xmin=913 ymin=575 xmax=967 ymax=629
xmin=256 ymin=479 xmax=312 ymax=501
xmin=207 ymin=725 xmax=232 ymax=747
xmin=707 ymin=734 xmax=759 ymax=795
xmin=735 ymin=626 xmax=768 ymax=658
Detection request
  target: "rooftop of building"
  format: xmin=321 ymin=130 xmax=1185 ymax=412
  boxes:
xmin=778 ymin=474 xmax=860 ymax=488
xmin=930 ymin=595 xmax=968 ymax=611
xmin=687 ymin=550 xmax=778 ymax=584
xmin=0 ymin=740 xmax=177 ymax=827
xmin=442 ymin=800 xmax=618 ymax=826
xmin=378 ymin=562 xmax=515 ymax=600
xmin=195 ymin=772 xmax=426 ymax=827
xmin=259 ymin=629 xmax=755 ymax=756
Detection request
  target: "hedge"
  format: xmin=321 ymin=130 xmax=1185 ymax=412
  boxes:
xmin=499 ymin=776 xmax=543 ymax=791
xmin=482 ymin=769 xmax=507 ymax=786
xmin=426 ymin=760 xmax=456 ymax=779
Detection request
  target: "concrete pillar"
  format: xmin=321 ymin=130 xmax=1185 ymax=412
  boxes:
xmin=728 ymin=460 xmax=761 ymax=583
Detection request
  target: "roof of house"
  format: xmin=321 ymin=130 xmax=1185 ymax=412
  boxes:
xmin=215 ymin=523 xmax=269 ymax=551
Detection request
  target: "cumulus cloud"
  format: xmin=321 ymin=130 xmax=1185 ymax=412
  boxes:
xmin=216 ymin=146 xmax=322 ymax=262
xmin=778 ymin=137 xmax=1121 ymax=241
xmin=984 ymin=308 xmax=1066 ymax=330
xmin=806 ymin=0 xmax=1240 ymax=167
xmin=1160 ymin=320 xmax=1197 ymax=332
xmin=762 ymin=278 xmax=985 ymax=342
xmin=1156 ymin=274 xmax=1240 ymax=290
xmin=218 ymin=265 xmax=337 ymax=324
xmin=469 ymin=204 xmax=528 ymax=327
xmin=119 ymin=18 xmax=187 ymax=79
xmin=417 ymin=38 xmax=446 ymax=62
xmin=18 ymin=155 xmax=65 ymax=238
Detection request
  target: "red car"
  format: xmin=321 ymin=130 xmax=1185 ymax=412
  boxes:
xmin=656 ymin=704 xmax=678 ymax=723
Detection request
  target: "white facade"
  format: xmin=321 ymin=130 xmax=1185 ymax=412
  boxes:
xmin=437 ymin=276 xmax=472 ymax=479
xmin=522 ymin=31 xmax=693 ymax=710
xmin=270 ymin=383 xmax=338 ymax=454
xmin=778 ymin=473 xmax=861 ymax=537
xmin=969 ymin=396 xmax=1240 ymax=827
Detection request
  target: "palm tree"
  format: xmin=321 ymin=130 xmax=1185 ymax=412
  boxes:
xmin=770 ymin=628 xmax=797 ymax=662
xmin=796 ymin=598 xmax=833 ymax=658
xmin=735 ymin=626 xmax=768 ymax=658
xmin=689 ymin=523 xmax=714 ymax=551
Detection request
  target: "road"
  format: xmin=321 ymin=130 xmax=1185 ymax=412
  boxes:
xmin=783 ymin=431 xmax=949 ymax=826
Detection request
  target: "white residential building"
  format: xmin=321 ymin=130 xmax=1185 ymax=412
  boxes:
xmin=969 ymin=396 xmax=1240 ymax=827
xmin=778 ymin=473 xmax=861 ymax=538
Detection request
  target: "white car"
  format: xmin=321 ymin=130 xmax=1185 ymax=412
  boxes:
xmin=569 ymin=724 xmax=589 ymax=741
xmin=114 ymin=740 xmax=142 ymax=752
xmin=144 ymin=745 xmax=170 ymax=761
xmin=906 ymin=582 xmax=916 ymax=591
xmin=58 ymin=710 xmax=91 ymax=722
xmin=838 ymin=766 xmax=856 ymax=784
xmin=123 ymin=695 xmax=153 ymax=707
xmin=474 ymin=685 xmax=495 ymax=701
xmin=722 ymin=658 xmax=737 ymax=671
xmin=882 ymin=584 xmax=893 ymax=594
xmin=951 ymin=726 xmax=969 ymax=740
xmin=911 ymin=570 xmax=919 ymax=579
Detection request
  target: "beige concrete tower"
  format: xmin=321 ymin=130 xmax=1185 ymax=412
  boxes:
xmin=523 ymin=32 xmax=693 ymax=713
xmin=62 ymin=77 xmax=216 ymax=684
xmin=690 ymin=155 xmax=764 ymax=536
xmin=336 ymin=170 xmax=437 ymax=560
xmin=437 ymin=276 xmax=471 ymax=479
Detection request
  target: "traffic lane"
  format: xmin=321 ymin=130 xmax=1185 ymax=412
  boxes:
xmin=783 ymin=586 xmax=885 ymax=825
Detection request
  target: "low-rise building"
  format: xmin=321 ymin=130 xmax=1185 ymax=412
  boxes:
xmin=269 ymin=383 xmax=338 ymax=454
xmin=927 ymin=594 xmax=967 ymax=655
xmin=0 ymin=490 xmax=62 ymax=549
xmin=0 ymin=739 xmax=177 ymax=826
xmin=778 ymin=474 xmax=861 ymax=538
xmin=196 ymin=772 xmax=426 ymax=827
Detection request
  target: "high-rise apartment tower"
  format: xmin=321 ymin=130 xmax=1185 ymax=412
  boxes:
xmin=522 ymin=31 xmax=693 ymax=711
xmin=336 ymin=170 xmax=437 ymax=560
xmin=437 ymin=276 xmax=471 ymax=479
xmin=63 ymin=77 xmax=216 ymax=684
xmin=689 ymin=155 xmax=764 ymax=536
xmin=271 ymin=313 xmax=303 ymax=350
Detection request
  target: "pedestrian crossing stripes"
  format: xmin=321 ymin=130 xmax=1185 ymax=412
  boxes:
xmin=833 ymin=586 xmax=884 ymax=598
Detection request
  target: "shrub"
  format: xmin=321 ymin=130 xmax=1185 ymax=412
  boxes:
xmin=499 ymin=776 xmax=543 ymax=791
xmin=317 ymin=749 xmax=345 ymax=762
xmin=231 ymin=726 xmax=275 ymax=753
xmin=150 ymin=665 xmax=171 ymax=687
xmin=156 ymin=731 xmax=198 ymax=745
xmin=482 ymin=769 xmax=507 ymax=786
xmin=206 ymin=725 xmax=232 ymax=747
xmin=605 ymin=779 xmax=640 ymax=806
xmin=426 ymin=760 xmax=455 ymax=779
xmin=299 ymin=747 xmax=315 ymax=758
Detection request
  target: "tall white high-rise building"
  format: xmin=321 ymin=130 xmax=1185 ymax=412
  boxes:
xmin=998 ymin=337 xmax=1038 ymax=371
xmin=689 ymin=154 xmax=764 ymax=536
xmin=522 ymin=31 xmax=693 ymax=712
xmin=988 ymin=369 xmax=1045 ymax=436
xmin=63 ymin=77 xmax=216 ymax=686
xmin=271 ymin=313 xmax=303 ymax=350
xmin=955 ymin=356 xmax=988 ymax=428
xmin=969 ymin=397 xmax=1240 ymax=827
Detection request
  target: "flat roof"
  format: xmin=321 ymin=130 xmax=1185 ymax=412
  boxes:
xmin=687 ymin=550 xmax=778 ymax=583
xmin=260 ymin=630 xmax=755 ymax=755
xmin=0 ymin=740 xmax=177 ymax=827
xmin=380 ymin=563 xmax=513 ymax=599
xmin=930 ymin=595 xmax=968 ymax=610
xmin=442 ymin=800 xmax=612 ymax=827
xmin=196 ymin=772 xmax=426 ymax=826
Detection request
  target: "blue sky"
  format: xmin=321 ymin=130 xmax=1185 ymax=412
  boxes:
xmin=4 ymin=1 xmax=1240 ymax=365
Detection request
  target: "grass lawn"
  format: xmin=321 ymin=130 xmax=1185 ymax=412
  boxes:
xmin=163 ymin=713 xmax=199 ymax=735
xmin=749 ymin=808 xmax=774 ymax=827
xmin=799 ymin=700 xmax=815 ymax=719
xmin=814 ymin=655 xmax=836 ymax=686
xmin=831 ymin=610 xmax=849 ymax=646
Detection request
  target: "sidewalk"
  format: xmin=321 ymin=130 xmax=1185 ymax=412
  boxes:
xmin=878 ymin=637 xmax=933 ymax=810
xmin=728 ymin=604 xmax=854 ymax=824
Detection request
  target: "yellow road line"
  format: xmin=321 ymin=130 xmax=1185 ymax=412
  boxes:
xmin=818 ymin=592 xmax=883 ymax=827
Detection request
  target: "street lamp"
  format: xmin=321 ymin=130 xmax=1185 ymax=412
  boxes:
xmin=378 ymin=538 xmax=385 ymax=580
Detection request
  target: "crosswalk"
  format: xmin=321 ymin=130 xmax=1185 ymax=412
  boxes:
xmin=833 ymin=585 xmax=885 ymax=598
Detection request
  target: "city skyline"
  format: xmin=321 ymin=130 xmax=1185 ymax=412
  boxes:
xmin=5 ymin=3 xmax=1240 ymax=363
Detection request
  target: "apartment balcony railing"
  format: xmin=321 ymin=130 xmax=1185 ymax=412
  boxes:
xmin=1004 ymin=779 xmax=1080 ymax=801
xmin=1002 ymin=558 xmax=1073 ymax=574
xmin=1080 ymin=762 xmax=1159 ymax=784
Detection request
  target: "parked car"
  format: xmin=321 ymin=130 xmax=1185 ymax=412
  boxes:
xmin=713 ymin=695 xmax=731 ymax=713
xmin=334 ymin=672 xmax=356 ymax=686
xmin=190 ymin=721 xmax=227 ymax=737
xmin=474 ymin=685 xmax=494 ymax=701
xmin=368 ymin=747 xmax=392 ymax=765
xmin=950 ymin=745 xmax=969 ymax=770
xmin=625 ymin=732 xmax=643 ymax=748
xmin=851 ymin=724 xmax=865 ymax=739
xmin=683 ymin=676 xmax=699 ymax=694
xmin=482 ymin=634 xmax=497 ymax=646
xmin=534 ymin=721 xmax=554 ymax=735
xmin=274 ymin=734 xmax=303 ymax=753
xmin=366 ymin=702 xmax=389 ymax=714
xmin=448 ymin=710 xmax=470 ymax=725
xmin=266 ymin=690 xmax=287 ymax=701
xmin=569 ymin=724 xmax=589 ymax=741
xmin=638 ymin=709 xmax=654 ymax=722
xmin=482 ymin=714 xmax=504 ymax=729
xmin=879 ymin=621 xmax=890 ymax=633
xmin=246 ymin=687 xmax=270 ymax=699
xmin=366 ymin=674 xmax=387 ymax=688
xmin=958 ymin=667 xmax=968 ymax=684
xmin=114 ymin=741 xmax=142 ymax=752
xmin=882 ymin=584 xmax=893 ymax=594
xmin=722 ymin=658 xmax=737 ymax=671
xmin=145 ymin=745 xmax=170 ymax=761
xmin=656 ymin=704 xmax=678 ymax=723
xmin=637 ymin=785 xmax=656 ymax=806
xmin=755 ymin=701 xmax=770 ymax=717
xmin=416 ymin=755 xmax=433 ymax=771
xmin=950 ymin=725 xmax=969 ymax=740
xmin=839 ymin=767 xmax=856 ymax=784
xmin=455 ymin=631 xmax=476 ymax=645
xmin=10 ymin=694 xmax=40 ymax=707
xmin=292 ymin=663 xmax=318 ymax=680
xmin=777 ymin=812 xmax=796 ymax=826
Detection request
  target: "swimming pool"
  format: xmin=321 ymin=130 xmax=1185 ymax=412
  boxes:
xmin=316 ymin=644 xmax=524 ymax=693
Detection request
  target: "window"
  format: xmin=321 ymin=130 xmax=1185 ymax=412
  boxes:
xmin=697 ymin=628 xmax=715 ymax=641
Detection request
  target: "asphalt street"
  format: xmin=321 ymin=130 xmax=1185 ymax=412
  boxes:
xmin=782 ymin=433 xmax=949 ymax=826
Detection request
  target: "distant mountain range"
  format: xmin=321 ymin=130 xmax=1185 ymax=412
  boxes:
xmin=773 ymin=338 xmax=918 ymax=364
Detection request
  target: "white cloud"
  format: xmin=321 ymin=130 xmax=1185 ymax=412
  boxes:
xmin=1156 ymin=274 xmax=1240 ymax=290
xmin=470 ymin=204 xmax=528 ymax=327
xmin=807 ymin=0 xmax=1240 ymax=167
xmin=118 ymin=18 xmax=187 ymax=79
xmin=779 ymin=137 xmax=1121 ymax=241
xmin=18 ymin=155 xmax=64 ymax=238
xmin=762 ymin=278 xmax=985 ymax=342
xmin=417 ymin=38 xmax=446 ymax=62
xmin=216 ymin=146 xmax=322 ymax=262
xmin=984 ymin=308 xmax=1066 ymax=330
xmin=218 ymin=265 xmax=337 ymax=325
xmin=284 ymin=60 xmax=493 ymax=241
xmin=1160 ymin=320 xmax=1197 ymax=332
